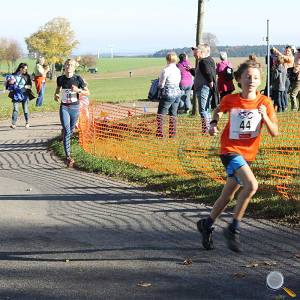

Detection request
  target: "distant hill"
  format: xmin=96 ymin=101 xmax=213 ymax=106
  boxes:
xmin=152 ymin=45 xmax=293 ymax=58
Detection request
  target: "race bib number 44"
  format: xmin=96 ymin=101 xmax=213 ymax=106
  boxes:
xmin=229 ymin=108 xmax=262 ymax=139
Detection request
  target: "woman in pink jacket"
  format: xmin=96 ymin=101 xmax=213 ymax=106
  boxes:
xmin=216 ymin=51 xmax=235 ymax=99
xmin=177 ymin=53 xmax=193 ymax=113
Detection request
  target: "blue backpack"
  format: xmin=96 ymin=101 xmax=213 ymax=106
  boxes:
xmin=148 ymin=78 xmax=160 ymax=101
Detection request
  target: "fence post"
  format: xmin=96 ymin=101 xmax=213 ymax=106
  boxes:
xmin=92 ymin=104 xmax=96 ymax=156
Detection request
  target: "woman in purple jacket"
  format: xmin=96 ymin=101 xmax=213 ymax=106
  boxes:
xmin=177 ymin=53 xmax=194 ymax=113
xmin=216 ymin=51 xmax=235 ymax=99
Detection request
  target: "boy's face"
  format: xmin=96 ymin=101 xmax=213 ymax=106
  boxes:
xmin=239 ymin=67 xmax=261 ymax=94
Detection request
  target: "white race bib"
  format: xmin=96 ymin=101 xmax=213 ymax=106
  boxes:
xmin=229 ymin=108 xmax=262 ymax=139
xmin=61 ymin=89 xmax=78 ymax=104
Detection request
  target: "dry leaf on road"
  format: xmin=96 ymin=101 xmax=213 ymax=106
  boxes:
xmin=137 ymin=282 xmax=152 ymax=288
xmin=242 ymin=262 xmax=259 ymax=268
xmin=233 ymin=272 xmax=246 ymax=278
xmin=183 ymin=258 xmax=193 ymax=265
xmin=263 ymin=260 xmax=277 ymax=266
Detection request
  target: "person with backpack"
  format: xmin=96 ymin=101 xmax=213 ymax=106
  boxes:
xmin=6 ymin=63 xmax=35 ymax=129
xmin=54 ymin=58 xmax=90 ymax=167
xmin=216 ymin=51 xmax=235 ymax=99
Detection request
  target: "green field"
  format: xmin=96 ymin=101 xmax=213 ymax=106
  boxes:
xmin=0 ymin=57 xmax=168 ymax=119
xmin=0 ymin=56 xmax=267 ymax=119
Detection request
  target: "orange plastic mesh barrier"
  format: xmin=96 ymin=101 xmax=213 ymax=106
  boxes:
xmin=79 ymin=103 xmax=300 ymax=201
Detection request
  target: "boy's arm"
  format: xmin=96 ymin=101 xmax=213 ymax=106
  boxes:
xmin=208 ymin=105 xmax=224 ymax=136
xmin=259 ymin=105 xmax=279 ymax=137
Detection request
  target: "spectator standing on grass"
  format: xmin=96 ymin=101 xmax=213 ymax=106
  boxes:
xmin=216 ymin=51 xmax=235 ymax=99
xmin=289 ymin=48 xmax=300 ymax=111
xmin=7 ymin=63 xmax=35 ymax=129
xmin=33 ymin=57 xmax=50 ymax=107
xmin=264 ymin=48 xmax=277 ymax=97
xmin=156 ymin=52 xmax=181 ymax=138
xmin=54 ymin=58 xmax=90 ymax=167
xmin=192 ymin=44 xmax=219 ymax=133
xmin=196 ymin=59 xmax=278 ymax=253
xmin=271 ymin=56 xmax=287 ymax=112
xmin=176 ymin=53 xmax=193 ymax=114
xmin=272 ymin=46 xmax=295 ymax=110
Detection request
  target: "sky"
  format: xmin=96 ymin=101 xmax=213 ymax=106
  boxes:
xmin=0 ymin=0 xmax=299 ymax=55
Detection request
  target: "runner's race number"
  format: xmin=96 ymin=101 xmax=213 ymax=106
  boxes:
xmin=229 ymin=108 xmax=262 ymax=139
xmin=61 ymin=89 xmax=78 ymax=104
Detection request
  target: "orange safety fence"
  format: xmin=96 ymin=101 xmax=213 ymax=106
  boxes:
xmin=78 ymin=102 xmax=300 ymax=201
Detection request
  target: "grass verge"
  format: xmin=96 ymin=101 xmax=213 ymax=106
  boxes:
xmin=49 ymin=135 xmax=299 ymax=228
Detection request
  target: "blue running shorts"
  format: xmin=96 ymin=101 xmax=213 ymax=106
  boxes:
xmin=220 ymin=154 xmax=248 ymax=184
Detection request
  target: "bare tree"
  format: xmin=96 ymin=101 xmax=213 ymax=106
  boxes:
xmin=0 ymin=38 xmax=22 ymax=72
xmin=6 ymin=40 xmax=22 ymax=70
xmin=80 ymin=55 xmax=97 ymax=71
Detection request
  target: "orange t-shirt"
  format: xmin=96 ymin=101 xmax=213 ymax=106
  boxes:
xmin=219 ymin=92 xmax=277 ymax=161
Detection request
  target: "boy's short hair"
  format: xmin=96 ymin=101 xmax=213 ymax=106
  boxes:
xmin=234 ymin=59 xmax=262 ymax=85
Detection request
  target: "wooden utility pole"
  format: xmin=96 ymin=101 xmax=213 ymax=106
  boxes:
xmin=266 ymin=19 xmax=270 ymax=98
xmin=192 ymin=0 xmax=205 ymax=115
xmin=196 ymin=0 xmax=205 ymax=45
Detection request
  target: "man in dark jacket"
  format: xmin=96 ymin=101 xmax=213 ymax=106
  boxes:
xmin=192 ymin=44 xmax=219 ymax=133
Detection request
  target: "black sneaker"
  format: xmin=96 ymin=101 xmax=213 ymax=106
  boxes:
xmin=223 ymin=227 xmax=241 ymax=252
xmin=196 ymin=219 xmax=214 ymax=250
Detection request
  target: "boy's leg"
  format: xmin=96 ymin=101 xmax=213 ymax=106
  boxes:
xmin=224 ymin=164 xmax=258 ymax=252
xmin=233 ymin=164 xmax=258 ymax=220
xmin=197 ymin=177 xmax=240 ymax=250
xmin=210 ymin=177 xmax=240 ymax=220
